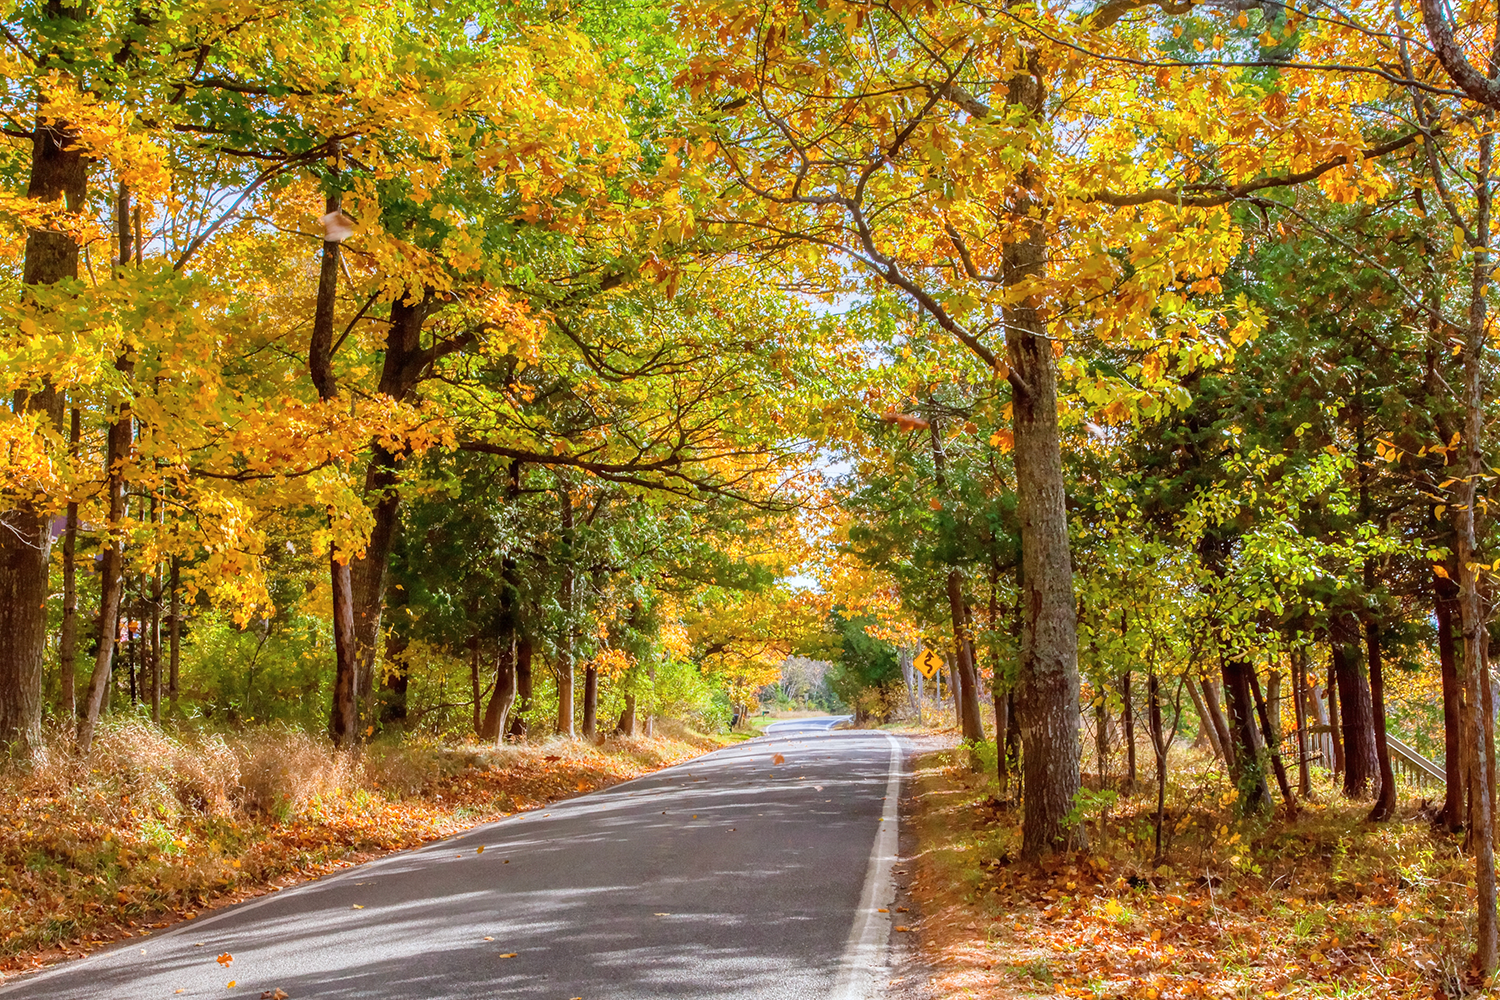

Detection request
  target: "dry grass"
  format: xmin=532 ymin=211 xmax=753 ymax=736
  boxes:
xmin=0 ymin=718 xmax=720 ymax=980
xmin=903 ymin=741 xmax=1483 ymax=999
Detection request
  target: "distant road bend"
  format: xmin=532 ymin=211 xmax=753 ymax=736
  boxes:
xmin=6 ymin=717 xmax=905 ymax=999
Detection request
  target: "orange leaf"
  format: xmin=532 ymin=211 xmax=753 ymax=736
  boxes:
xmin=216 ymin=954 xmax=234 ymax=967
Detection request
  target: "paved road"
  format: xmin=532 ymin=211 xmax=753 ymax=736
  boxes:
xmin=7 ymin=721 xmax=903 ymax=999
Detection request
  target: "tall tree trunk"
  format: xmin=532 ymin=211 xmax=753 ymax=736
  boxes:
xmin=380 ymin=624 xmax=410 ymax=729
xmin=479 ymin=636 xmax=518 ymax=745
xmin=997 ymin=50 xmax=1081 ymax=853
xmin=617 ymin=689 xmax=638 ymax=737
xmin=0 ymin=69 xmax=88 ymax=748
xmin=1186 ymin=678 xmax=1223 ymax=761
xmin=1331 ymin=628 xmax=1379 ymax=799
xmin=555 ymin=476 xmax=576 ymax=737
xmin=1326 ymin=658 xmax=1346 ymax=777
xmin=1121 ymin=670 xmax=1136 ymax=787
xmin=1292 ymin=648 xmax=1311 ymax=797
xmin=943 ymin=571 xmax=984 ymax=742
xmin=1436 ymin=567 xmax=1467 ymax=830
xmin=78 ymin=187 xmax=137 ymax=752
xmin=168 ymin=557 xmax=181 ymax=714
xmin=1249 ymin=666 xmax=1297 ymax=817
xmin=1094 ymin=683 xmax=1110 ymax=789
xmin=993 ymin=687 xmax=1009 ymax=798
xmin=350 ymin=293 xmax=435 ymax=719
xmin=1221 ymin=657 xmax=1270 ymax=811
xmin=582 ymin=664 xmax=599 ymax=740
xmin=1148 ymin=672 xmax=1168 ymax=860
xmin=1201 ymin=678 xmax=1236 ymax=771
xmin=509 ymin=634 xmax=533 ymax=740
xmin=57 ymin=406 xmax=80 ymax=720
xmin=307 ymin=186 xmax=359 ymax=748
xmin=1366 ymin=614 xmax=1397 ymax=820
xmin=1454 ymin=127 xmax=1499 ymax=967
xmin=469 ymin=633 xmax=483 ymax=737
xmin=149 ymin=494 xmax=162 ymax=726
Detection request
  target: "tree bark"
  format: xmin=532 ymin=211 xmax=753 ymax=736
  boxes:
xmin=617 ymin=689 xmax=638 ymax=737
xmin=0 ymin=72 xmax=88 ymax=749
xmin=56 ymin=406 xmax=80 ymax=720
xmin=78 ymin=187 xmax=138 ymax=752
xmin=1201 ymin=678 xmax=1235 ymax=771
xmin=1249 ymin=666 xmax=1297 ymax=817
xmin=1221 ymin=657 xmax=1270 ymax=811
xmin=1186 ymin=677 xmax=1223 ymax=761
xmin=944 ymin=570 xmax=985 ymax=742
xmin=168 ymin=557 xmax=181 ymax=714
xmin=1292 ymin=648 xmax=1312 ymax=798
xmin=1366 ymin=613 xmax=1397 ymax=821
xmin=555 ymin=477 xmax=576 ymax=737
xmin=1331 ymin=630 xmax=1379 ymax=799
xmin=308 ymin=186 xmax=359 ymax=748
xmin=1436 ymin=567 xmax=1466 ymax=830
xmin=350 ymin=294 xmax=435 ymax=717
xmin=479 ymin=636 xmax=518 ymax=745
xmin=1121 ymin=670 xmax=1136 ymax=787
xmin=1326 ymin=658 xmax=1346 ymax=776
xmin=509 ymin=634 xmax=533 ymax=741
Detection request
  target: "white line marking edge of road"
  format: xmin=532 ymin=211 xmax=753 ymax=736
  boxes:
xmin=830 ymin=731 xmax=902 ymax=1000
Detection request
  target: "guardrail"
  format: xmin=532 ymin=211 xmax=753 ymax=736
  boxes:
xmin=1306 ymin=725 xmax=1446 ymax=789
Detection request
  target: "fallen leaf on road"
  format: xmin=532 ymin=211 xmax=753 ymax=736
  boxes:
xmin=227 ymin=981 xmax=237 ymax=989
xmin=654 ymin=913 xmax=670 ymax=916
xmin=499 ymin=953 xmax=518 ymax=959
xmin=484 ymin=936 xmax=494 ymax=941
xmin=352 ymin=904 xmax=364 ymax=909
xmin=260 ymin=990 xmax=289 ymax=999
xmin=476 ymin=846 xmax=484 ymax=854
xmin=217 ymin=953 xmax=234 ymax=967
xmin=878 ymin=908 xmax=888 ymax=913
xmin=773 ymin=754 xmax=785 ymax=765
xmin=894 ymin=926 xmax=911 ymax=932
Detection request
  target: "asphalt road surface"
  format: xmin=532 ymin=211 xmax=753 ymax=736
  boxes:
xmin=6 ymin=719 xmax=903 ymax=1000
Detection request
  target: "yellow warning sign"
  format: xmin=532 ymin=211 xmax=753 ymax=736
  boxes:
xmin=914 ymin=649 xmax=943 ymax=679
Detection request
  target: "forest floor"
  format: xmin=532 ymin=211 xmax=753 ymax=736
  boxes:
xmin=0 ymin=718 xmax=724 ymax=982
xmin=900 ymin=737 xmax=1485 ymax=999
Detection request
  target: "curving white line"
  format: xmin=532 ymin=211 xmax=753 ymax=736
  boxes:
xmin=830 ymin=731 xmax=902 ymax=1000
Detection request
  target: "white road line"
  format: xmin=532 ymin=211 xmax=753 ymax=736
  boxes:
xmin=830 ymin=732 xmax=902 ymax=1000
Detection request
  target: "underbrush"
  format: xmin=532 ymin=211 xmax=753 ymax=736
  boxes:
xmin=0 ymin=718 xmax=720 ymax=977
xmin=907 ymin=744 xmax=1479 ymax=999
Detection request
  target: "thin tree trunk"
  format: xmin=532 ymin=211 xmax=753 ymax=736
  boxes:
xmin=1292 ymin=648 xmax=1311 ymax=798
xmin=556 ymin=477 xmax=576 ymax=737
xmin=78 ymin=188 xmax=137 ymax=752
xmin=307 ymin=186 xmax=359 ymax=748
xmin=1201 ymin=678 xmax=1236 ymax=771
xmin=1186 ymin=678 xmax=1223 ymax=760
xmin=0 ymin=77 xmax=88 ymax=748
xmin=1249 ymin=666 xmax=1297 ymax=817
xmin=168 ymin=557 xmax=181 ymax=715
xmin=993 ymin=687 xmax=1009 ymax=798
xmin=57 ymin=406 xmax=80 ymax=721
xmin=1095 ymin=685 xmax=1109 ymax=789
xmin=1366 ymin=613 xmax=1397 ymax=820
xmin=149 ymin=496 xmax=162 ymax=726
xmin=1326 ymin=658 xmax=1346 ymax=777
xmin=469 ymin=634 xmax=483 ymax=737
xmin=1121 ymin=670 xmax=1136 ymax=787
xmin=582 ymin=664 xmax=599 ymax=739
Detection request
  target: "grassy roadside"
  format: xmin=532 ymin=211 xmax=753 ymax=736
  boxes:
xmin=0 ymin=718 xmax=724 ymax=981
xmin=902 ymin=743 xmax=1481 ymax=999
